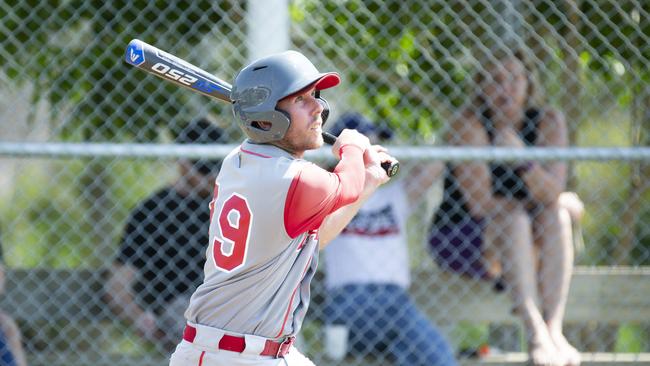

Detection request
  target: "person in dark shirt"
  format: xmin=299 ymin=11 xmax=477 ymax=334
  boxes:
xmin=428 ymin=51 xmax=584 ymax=366
xmin=106 ymin=119 xmax=224 ymax=351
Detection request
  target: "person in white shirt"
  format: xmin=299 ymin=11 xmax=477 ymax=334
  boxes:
xmin=323 ymin=112 xmax=457 ymax=366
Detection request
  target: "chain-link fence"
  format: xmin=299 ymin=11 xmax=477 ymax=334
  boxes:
xmin=1 ymin=1 xmax=649 ymax=365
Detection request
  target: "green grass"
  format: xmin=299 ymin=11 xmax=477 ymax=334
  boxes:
xmin=615 ymin=324 xmax=649 ymax=353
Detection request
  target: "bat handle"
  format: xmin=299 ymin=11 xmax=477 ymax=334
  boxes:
xmin=322 ymin=131 xmax=337 ymax=145
xmin=321 ymin=132 xmax=399 ymax=177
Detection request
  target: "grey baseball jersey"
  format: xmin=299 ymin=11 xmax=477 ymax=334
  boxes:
xmin=184 ymin=141 xmax=331 ymax=340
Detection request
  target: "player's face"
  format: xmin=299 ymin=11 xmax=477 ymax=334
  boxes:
xmin=275 ymin=85 xmax=324 ymax=158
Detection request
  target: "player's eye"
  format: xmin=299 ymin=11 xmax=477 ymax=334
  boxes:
xmin=292 ymin=88 xmax=316 ymax=103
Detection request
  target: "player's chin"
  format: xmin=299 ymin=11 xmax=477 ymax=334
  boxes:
xmin=309 ymin=138 xmax=323 ymax=151
xmin=309 ymin=127 xmax=324 ymax=148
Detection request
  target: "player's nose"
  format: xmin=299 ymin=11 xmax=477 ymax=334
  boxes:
xmin=311 ymin=95 xmax=324 ymax=115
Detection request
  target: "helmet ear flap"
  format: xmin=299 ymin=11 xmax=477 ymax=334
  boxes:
xmin=276 ymin=108 xmax=292 ymax=125
xmin=273 ymin=92 xmax=330 ymax=130
xmin=316 ymin=91 xmax=330 ymax=125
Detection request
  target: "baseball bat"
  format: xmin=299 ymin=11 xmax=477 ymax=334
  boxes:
xmin=125 ymin=39 xmax=232 ymax=102
xmin=124 ymin=39 xmax=398 ymax=177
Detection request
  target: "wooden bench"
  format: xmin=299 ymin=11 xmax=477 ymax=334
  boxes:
xmin=1 ymin=266 xmax=649 ymax=366
xmin=307 ymin=265 xmax=650 ymax=365
xmin=414 ymin=265 xmax=650 ymax=325
xmin=420 ymin=265 xmax=650 ymax=365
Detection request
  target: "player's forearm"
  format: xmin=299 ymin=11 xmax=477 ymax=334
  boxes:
xmin=318 ymin=167 xmax=381 ymax=248
xmin=314 ymin=146 xmax=367 ymax=245
xmin=331 ymin=145 xmax=366 ymax=204
xmin=318 ymin=195 xmax=368 ymax=248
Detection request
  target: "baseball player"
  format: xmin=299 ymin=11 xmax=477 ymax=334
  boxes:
xmin=169 ymin=50 xmax=397 ymax=366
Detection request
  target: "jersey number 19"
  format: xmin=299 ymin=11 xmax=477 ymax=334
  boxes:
xmin=211 ymin=193 xmax=252 ymax=272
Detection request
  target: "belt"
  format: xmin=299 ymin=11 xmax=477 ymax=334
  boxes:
xmin=183 ymin=325 xmax=294 ymax=358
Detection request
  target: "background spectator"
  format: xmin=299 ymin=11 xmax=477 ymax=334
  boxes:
xmin=0 ymin=235 xmax=28 ymax=366
xmin=322 ymin=112 xmax=456 ymax=366
xmin=428 ymin=50 xmax=584 ymax=366
xmin=105 ymin=119 xmax=224 ymax=351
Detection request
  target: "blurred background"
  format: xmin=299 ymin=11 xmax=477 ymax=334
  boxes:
xmin=0 ymin=0 xmax=648 ymax=365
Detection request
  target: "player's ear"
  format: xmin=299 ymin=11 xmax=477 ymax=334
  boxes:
xmin=251 ymin=121 xmax=273 ymax=131
xmin=315 ymin=91 xmax=330 ymax=125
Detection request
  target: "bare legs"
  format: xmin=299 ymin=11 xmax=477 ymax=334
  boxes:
xmin=535 ymin=201 xmax=581 ymax=366
xmin=490 ymin=201 xmax=579 ymax=366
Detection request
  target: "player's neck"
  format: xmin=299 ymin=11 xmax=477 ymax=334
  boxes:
xmin=268 ymin=140 xmax=305 ymax=159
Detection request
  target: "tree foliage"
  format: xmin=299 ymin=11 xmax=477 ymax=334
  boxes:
xmin=290 ymin=0 xmax=649 ymax=142
xmin=0 ymin=0 xmax=243 ymax=141
xmin=2 ymin=0 xmax=647 ymax=142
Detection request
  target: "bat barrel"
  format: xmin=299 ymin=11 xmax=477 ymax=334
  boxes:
xmin=125 ymin=39 xmax=233 ymax=103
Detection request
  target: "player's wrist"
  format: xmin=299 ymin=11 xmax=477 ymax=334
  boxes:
xmin=338 ymin=143 xmax=365 ymax=158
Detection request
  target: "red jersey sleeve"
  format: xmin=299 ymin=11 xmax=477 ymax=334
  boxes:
xmin=284 ymin=145 xmax=365 ymax=238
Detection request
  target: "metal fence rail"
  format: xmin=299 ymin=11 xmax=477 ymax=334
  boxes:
xmin=2 ymin=142 xmax=650 ymax=161
xmin=1 ymin=1 xmax=649 ymax=365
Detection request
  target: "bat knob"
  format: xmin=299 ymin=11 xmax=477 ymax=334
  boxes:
xmin=381 ymin=161 xmax=400 ymax=177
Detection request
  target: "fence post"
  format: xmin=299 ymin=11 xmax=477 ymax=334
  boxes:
xmin=246 ymin=0 xmax=290 ymax=62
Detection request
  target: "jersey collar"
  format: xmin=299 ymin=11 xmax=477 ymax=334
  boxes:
xmin=241 ymin=139 xmax=297 ymax=160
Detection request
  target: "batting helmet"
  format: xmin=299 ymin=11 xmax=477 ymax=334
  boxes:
xmin=231 ymin=50 xmax=340 ymax=143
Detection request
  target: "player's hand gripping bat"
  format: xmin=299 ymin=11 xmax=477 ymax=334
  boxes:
xmin=322 ymin=132 xmax=400 ymax=177
xmin=124 ymin=39 xmax=399 ymax=177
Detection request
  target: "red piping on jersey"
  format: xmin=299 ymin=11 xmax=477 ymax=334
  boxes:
xmin=198 ymin=351 xmax=205 ymax=366
xmin=296 ymin=233 xmax=309 ymax=251
xmin=240 ymin=147 xmax=272 ymax=158
xmin=275 ymin=255 xmax=313 ymax=338
xmin=209 ymin=183 xmax=219 ymax=223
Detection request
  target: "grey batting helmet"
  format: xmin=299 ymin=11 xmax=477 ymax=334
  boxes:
xmin=231 ymin=50 xmax=340 ymax=143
